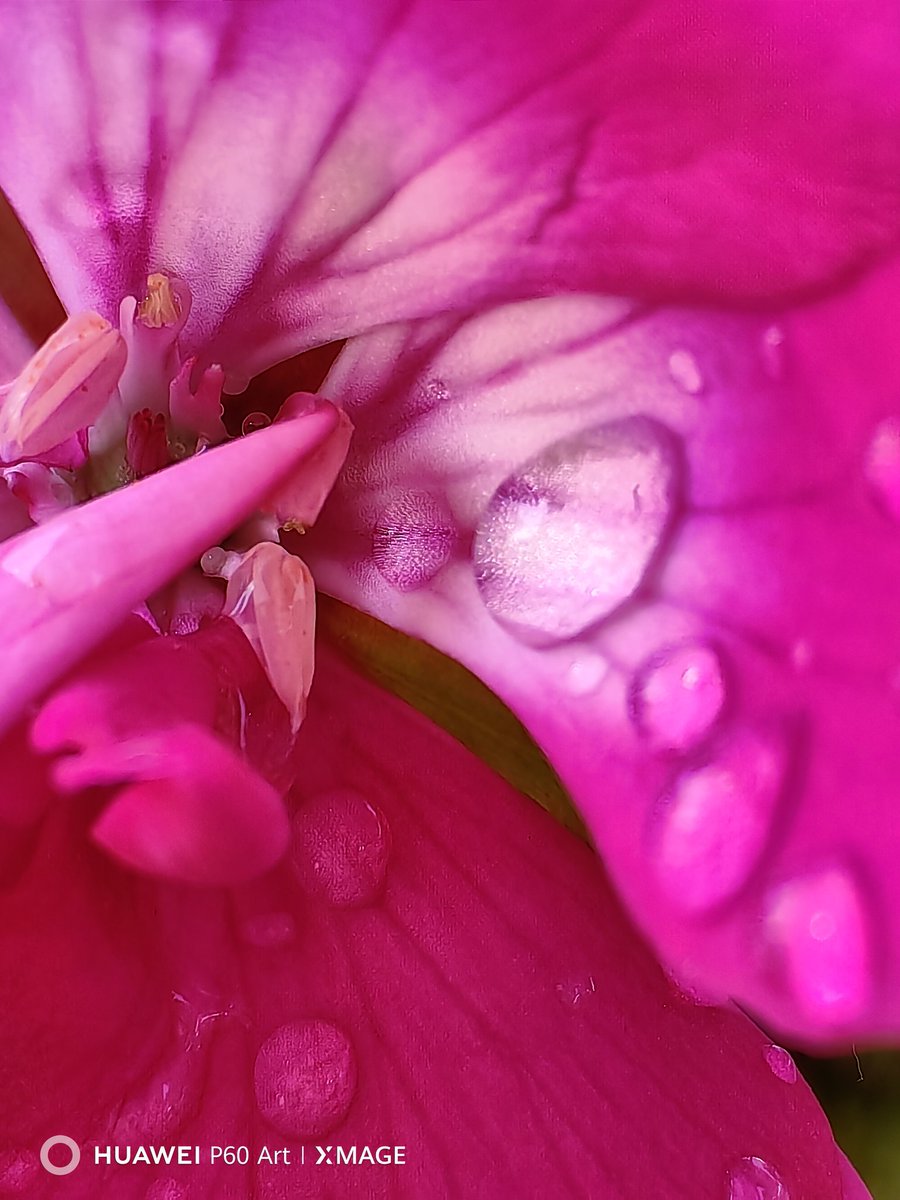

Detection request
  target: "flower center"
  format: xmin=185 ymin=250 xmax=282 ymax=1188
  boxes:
xmin=0 ymin=274 xmax=352 ymax=883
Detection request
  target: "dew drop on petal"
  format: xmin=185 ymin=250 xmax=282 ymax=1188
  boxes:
xmin=630 ymin=641 xmax=725 ymax=751
xmin=767 ymin=867 xmax=872 ymax=1027
xmin=555 ymin=975 xmax=598 ymax=1009
xmin=372 ymin=491 xmax=456 ymax=591
xmin=727 ymin=1156 xmax=789 ymax=1199
xmin=241 ymin=411 xmax=271 ymax=436
xmin=254 ymin=1020 xmax=357 ymax=1138
xmin=764 ymin=1044 xmax=798 ymax=1084
xmin=0 ymin=1149 xmax=39 ymax=1193
xmin=563 ymin=654 xmax=610 ymax=696
xmin=473 ymin=417 xmax=681 ymax=643
xmin=293 ymin=789 xmax=390 ymax=907
xmin=864 ymin=417 xmax=900 ymax=521
xmin=652 ymin=726 xmax=786 ymax=912
xmin=667 ymin=348 xmax=704 ymax=395
xmin=240 ymin=912 xmax=296 ymax=948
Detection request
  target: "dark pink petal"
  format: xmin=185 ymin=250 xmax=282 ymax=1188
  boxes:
xmin=0 ymin=403 xmax=339 ymax=739
xmin=1 ymin=2 xmax=899 ymax=379
xmin=0 ymin=645 xmax=858 ymax=1196
xmin=304 ymin=258 xmax=900 ymax=1046
xmin=87 ymin=726 xmax=290 ymax=886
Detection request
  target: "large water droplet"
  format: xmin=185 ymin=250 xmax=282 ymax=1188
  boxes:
xmin=864 ymin=417 xmax=900 ymax=521
xmin=254 ymin=1020 xmax=357 ymax=1138
xmin=764 ymin=1044 xmax=798 ymax=1084
xmin=727 ymin=1156 xmax=789 ymax=1199
xmin=652 ymin=726 xmax=785 ymax=912
xmin=0 ymin=1150 xmax=39 ymax=1193
xmin=241 ymin=411 xmax=271 ymax=436
xmin=630 ymin=640 xmax=725 ymax=751
xmin=667 ymin=348 xmax=704 ymax=395
xmin=293 ymin=789 xmax=390 ymax=907
xmin=240 ymin=911 xmax=296 ymax=948
xmin=473 ymin=417 xmax=681 ymax=643
xmin=372 ymin=491 xmax=456 ymax=590
xmin=767 ymin=866 xmax=872 ymax=1027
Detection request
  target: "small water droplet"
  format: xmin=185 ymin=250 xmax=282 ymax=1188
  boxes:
xmin=652 ymin=726 xmax=785 ymax=912
xmin=667 ymin=348 xmax=704 ymax=395
xmin=293 ymin=789 xmax=390 ymax=907
xmin=630 ymin=641 xmax=725 ymax=751
xmin=473 ymin=417 xmax=681 ymax=643
xmin=767 ymin=866 xmax=872 ymax=1026
xmin=240 ymin=911 xmax=296 ymax=948
xmin=764 ymin=1044 xmax=798 ymax=1084
xmin=761 ymin=325 xmax=786 ymax=379
xmin=254 ymin=1020 xmax=356 ymax=1138
xmin=372 ymin=491 xmax=456 ymax=590
xmin=563 ymin=654 xmax=609 ymax=695
xmin=727 ymin=1156 xmax=789 ymax=1199
xmin=864 ymin=417 xmax=900 ymax=521
xmin=0 ymin=1149 xmax=39 ymax=1193
xmin=241 ymin=411 xmax=271 ymax=436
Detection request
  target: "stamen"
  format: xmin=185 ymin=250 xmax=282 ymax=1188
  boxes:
xmin=137 ymin=273 xmax=182 ymax=329
xmin=125 ymin=409 xmax=170 ymax=479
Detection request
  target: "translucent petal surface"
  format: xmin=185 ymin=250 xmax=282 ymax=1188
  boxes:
xmin=0 ymin=644 xmax=857 ymax=1197
xmin=1 ymin=1 xmax=898 ymax=378
xmin=305 ymin=258 xmax=900 ymax=1046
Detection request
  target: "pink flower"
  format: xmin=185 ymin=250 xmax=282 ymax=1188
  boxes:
xmin=0 ymin=0 xmax=896 ymax=1194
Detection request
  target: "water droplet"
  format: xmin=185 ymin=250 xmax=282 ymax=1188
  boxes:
xmin=293 ymin=789 xmax=390 ymax=907
xmin=146 ymin=1180 xmax=188 ymax=1200
xmin=630 ymin=641 xmax=725 ymax=751
xmin=0 ymin=1150 xmax=39 ymax=1193
xmin=240 ymin=911 xmax=296 ymax=948
xmin=254 ymin=1020 xmax=356 ymax=1138
xmin=241 ymin=411 xmax=271 ymax=436
xmin=667 ymin=348 xmax=704 ymax=395
xmin=864 ymin=417 xmax=900 ymax=521
xmin=652 ymin=726 xmax=785 ymax=912
xmin=767 ymin=866 xmax=872 ymax=1026
xmin=372 ymin=491 xmax=456 ymax=591
xmin=760 ymin=324 xmax=786 ymax=380
xmin=764 ymin=1044 xmax=798 ymax=1084
xmin=728 ymin=1157 xmax=788 ymax=1199
xmin=563 ymin=654 xmax=610 ymax=695
xmin=473 ymin=417 xmax=681 ymax=643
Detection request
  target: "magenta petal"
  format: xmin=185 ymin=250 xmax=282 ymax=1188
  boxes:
xmin=2 ymin=3 xmax=900 ymax=377
xmin=0 ymin=646 xmax=855 ymax=1196
xmin=88 ymin=725 xmax=289 ymax=886
xmin=305 ymin=260 xmax=900 ymax=1045
xmin=0 ymin=404 xmax=338 ymax=738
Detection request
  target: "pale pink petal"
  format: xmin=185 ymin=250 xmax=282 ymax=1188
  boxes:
xmin=0 ymin=645 xmax=856 ymax=1196
xmin=1 ymin=1 xmax=899 ymax=377
xmin=0 ymin=403 xmax=339 ymax=738
xmin=0 ymin=312 xmax=125 ymax=462
xmin=304 ymin=258 xmax=900 ymax=1046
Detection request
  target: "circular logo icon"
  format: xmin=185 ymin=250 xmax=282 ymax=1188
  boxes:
xmin=40 ymin=1136 xmax=81 ymax=1176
